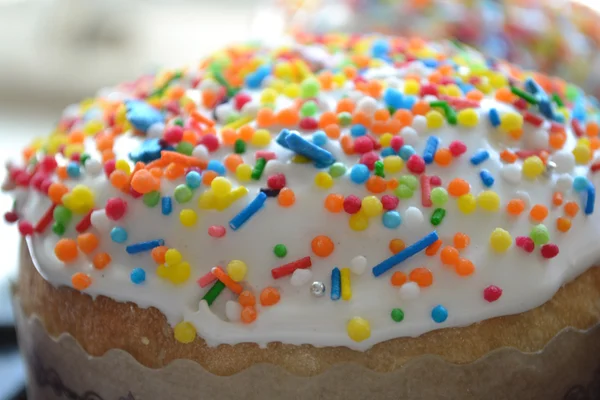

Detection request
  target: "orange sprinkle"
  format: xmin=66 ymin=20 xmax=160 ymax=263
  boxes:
xmin=409 ymin=267 xmax=433 ymax=287
xmin=455 ymin=258 xmax=475 ymax=276
xmin=256 ymin=108 xmax=276 ymax=127
xmin=201 ymin=170 xmax=218 ymax=185
xmin=343 ymin=66 xmax=357 ymax=79
xmin=586 ymin=122 xmax=599 ymax=137
xmin=109 ymin=170 xmax=129 ymax=191
xmin=278 ymin=188 xmax=295 ymax=207
xmin=324 ymin=193 xmax=344 ymax=213
xmin=202 ymin=90 xmax=218 ymax=108
xmin=182 ymin=130 xmax=198 ymax=144
xmin=508 ymin=128 xmax=523 ymax=140
xmin=495 ymin=87 xmax=515 ymax=103
xmin=393 ymin=109 xmax=413 ymax=127
xmin=220 ymin=128 xmax=237 ymax=146
xmin=387 ymin=119 xmax=403 ymax=134
xmin=366 ymin=80 xmax=383 ymax=98
xmin=319 ymin=111 xmax=337 ymax=129
xmin=556 ymin=217 xmax=572 ymax=232
xmin=500 ymin=150 xmax=518 ymax=163
xmin=466 ymin=90 xmax=484 ymax=101
xmin=552 ymin=192 xmax=563 ymax=206
xmin=434 ymin=148 xmax=452 ymax=166
xmin=425 ymin=239 xmax=443 ymax=256
xmin=387 ymin=178 xmax=399 ymax=190
xmin=370 ymin=121 xmax=388 ymax=135
xmin=131 ymin=169 xmax=160 ymax=194
xmin=161 ymin=151 xmax=208 ymax=169
xmin=373 ymin=108 xmax=390 ymax=121
xmin=276 ymin=108 xmax=300 ymax=126
xmin=324 ymin=124 xmax=341 ymax=139
xmin=71 ymin=273 xmax=92 ymax=291
xmin=549 ymin=132 xmax=567 ymax=149
xmin=440 ymin=246 xmax=460 ymax=266
xmin=48 ymin=182 xmax=69 ymax=204
xmin=212 ymin=267 xmax=243 ymax=294
xmin=56 ymin=166 xmax=68 ymax=181
xmin=68 ymin=130 xmax=85 ymax=144
xmin=224 ymin=154 xmax=243 ymax=172
xmin=336 ymin=98 xmax=355 ymax=113
xmin=340 ymin=135 xmax=355 ymax=155
xmin=564 ymin=201 xmax=580 ymax=217
xmin=76 ymin=233 xmax=99 ymax=255
xmin=453 ymin=233 xmax=470 ymax=250
xmin=102 ymin=149 xmax=116 ymax=162
xmin=238 ymin=125 xmax=255 ymax=141
xmin=241 ymin=306 xmax=257 ymax=324
xmin=93 ymin=252 xmax=111 ymax=270
xmin=412 ymin=100 xmax=430 ymax=116
xmin=238 ymin=290 xmax=256 ymax=307
xmin=318 ymin=71 xmax=333 ymax=90
xmin=390 ymin=271 xmax=408 ymax=287
xmin=311 ymin=235 xmax=334 ymax=257
xmin=151 ymin=246 xmax=168 ymax=264
xmin=352 ymin=111 xmax=371 ymax=128
xmin=590 ymin=136 xmax=600 ymax=151
xmin=190 ymin=110 xmax=216 ymax=127
xmin=164 ymin=162 xmax=186 ymax=181
xmin=149 ymin=167 xmax=163 ymax=179
xmin=96 ymin=134 xmax=114 ymax=151
xmin=448 ymin=178 xmax=470 ymax=197
xmin=529 ymin=204 xmax=549 ymax=222
xmin=389 ymin=238 xmax=405 ymax=254
xmin=506 ymin=199 xmax=526 ymax=216
xmin=365 ymin=175 xmax=387 ymax=193
xmin=54 ymin=239 xmax=78 ymax=263
xmin=259 ymin=287 xmax=280 ymax=306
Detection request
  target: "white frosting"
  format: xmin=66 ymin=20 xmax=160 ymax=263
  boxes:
xmin=12 ymin=46 xmax=600 ymax=352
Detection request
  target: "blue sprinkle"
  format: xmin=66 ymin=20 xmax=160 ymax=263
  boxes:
xmin=380 ymin=147 xmax=396 ymax=157
xmin=275 ymin=129 xmax=291 ymax=149
xmin=312 ymin=131 xmax=328 ymax=147
xmin=573 ymin=176 xmax=589 ymax=192
xmin=331 ymin=267 xmax=341 ymax=301
xmin=206 ymin=160 xmax=226 ymax=175
xmin=110 ymin=227 xmax=128 ymax=243
xmin=130 ymin=268 xmax=146 ymax=284
xmin=479 ymin=169 xmax=495 ymax=187
xmin=382 ymin=211 xmax=402 ymax=229
xmin=185 ymin=171 xmax=202 ymax=189
xmin=422 ymin=136 xmax=440 ymax=165
xmin=422 ymin=59 xmax=439 ymax=68
xmin=371 ymin=39 xmax=390 ymax=58
xmin=585 ymin=184 xmax=596 ymax=215
xmin=538 ymin=99 xmax=555 ymax=120
xmin=125 ymin=100 xmax=164 ymax=133
xmin=458 ymin=82 xmax=474 ymax=94
xmin=350 ymin=164 xmax=370 ymax=184
xmin=572 ymin=98 xmax=587 ymax=122
xmin=383 ymin=88 xmax=403 ymax=109
xmin=129 ymin=138 xmax=171 ymax=163
xmin=350 ymin=124 xmax=367 ymax=137
xmin=488 ymin=108 xmax=501 ymax=127
xmin=284 ymin=132 xmax=335 ymax=167
xmin=66 ymin=162 xmax=80 ymax=178
xmin=524 ymin=77 xmax=545 ymax=96
xmin=229 ymin=192 xmax=267 ymax=231
xmin=399 ymin=145 xmax=416 ymax=161
xmin=245 ymin=65 xmax=271 ymax=89
xmin=161 ymin=196 xmax=172 ymax=215
xmin=126 ymin=239 xmax=165 ymax=254
xmin=372 ymin=231 xmax=439 ymax=277
xmin=470 ymin=149 xmax=490 ymax=165
xmin=431 ymin=305 xmax=448 ymax=323
xmin=400 ymin=95 xmax=417 ymax=110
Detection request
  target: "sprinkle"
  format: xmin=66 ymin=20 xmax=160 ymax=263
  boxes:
xmin=271 ymin=256 xmax=312 ymax=279
xmin=331 ymin=267 xmax=341 ymax=300
xmin=260 ymin=287 xmax=280 ymax=306
xmin=211 ymin=266 xmax=243 ymax=294
xmin=75 ymin=209 xmax=94 ymax=233
xmin=541 ymin=243 xmax=559 ymax=259
xmin=430 ymin=208 xmax=446 ymax=226
xmin=483 ymin=285 xmax=502 ymax=302
xmin=422 ymin=136 xmax=439 ymax=164
xmin=420 ymin=174 xmax=432 ymax=207
xmin=347 ymin=317 xmax=371 ymax=342
xmin=161 ymin=196 xmax=172 ymax=215
xmin=510 ymin=86 xmax=538 ymax=104
xmin=130 ymin=268 xmax=146 ymax=284
xmin=585 ymin=183 xmax=595 ymax=215
xmin=479 ymin=169 xmax=495 ymax=187
xmin=173 ymin=321 xmax=196 ymax=344
xmin=273 ymin=244 xmax=287 ymax=258
xmin=431 ymin=305 xmax=448 ymax=323
xmin=340 ymin=267 xmax=352 ymax=301
xmin=391 ymin=308 xmax=404 ymax=322
xmin=311 ymin=235 xmax=335 ymax=257
xmin=470 ymin=149 xmax=489 ymax=165
xmin=524 ymin=112 xmax=544 ymax=127
xmin=71 ymin=272 xmax=91 ymax=291
xmin=489 ymin=228 xmax=512 ymax=252
xmin=372 ymin=231 xmax=439 ymax=277
xmin=126 ymin=239 xmax=165 ymax=254
xmin=110 ymin=227 xmax=128 ymax=243
xmin=572 ymin=119 xmax=584 ymax=137
xmin=197 ymin=269 xmax=218 ymax=288
xmin=34 ymin=203 xmax=57 ymax=234
xmin=251 ymin=158 xmax=267 ymax=180
xmin=488 ymin=108 xmax=501 ymax=127
xmin=284 ymin=131 xmax=335 ymax=166
xmin=229 ymin=191 xmax=267 ymax=230
xmin=202 ymin=280 xmax=226 ymax=306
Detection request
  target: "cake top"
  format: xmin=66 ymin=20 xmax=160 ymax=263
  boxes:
xmin=7 ymin=33 xmax=600 ymax=350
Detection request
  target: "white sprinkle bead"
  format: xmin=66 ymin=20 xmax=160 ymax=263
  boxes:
xmin=225 ymin=300 xmax=242 ymax=322
xmin=515 ymin=190 xmax=531 ymax=207
xmin=350 ymin=256 xmax=367 ymax=275
xmin=398 ymin=282 xmax=420 ymax=300
xmin=85 ymin=159 xmax=102 ymax=176
xmin=356 ymin=96 xmax=378 ymax=116
xmin=90 ymin=210 xmax=110 ymax=232
xmin=215 ymin=103 xmax=234 ymax=122
xmin=241 ymin=100 xmax=260 ymax=117
xmin=524 ymin=129 xmax=548 ymax=150
xmin=290 ymin=269 xmax=313 ymax=287
xmin=555 ymin=174 xmax=574 ymax=193
xmin=147 ymin=122 xmax=165 ymax=139
xmin=550 ymin=150 xmax=576 ymax=173
xmin=404 ymin=207 xmax=424 ymax=228
xmin=400 ymin=126 xmax=419 ymax=146
xmin=500 ymin=164 xmax=522 ymax=184
xmin=192 ymin=145 xmax=209 ymax=160
xmin=411 ymin=115 xmax=427 ymax=134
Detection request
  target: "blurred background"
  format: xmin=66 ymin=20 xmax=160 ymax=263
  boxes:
xmin=1 ymin=0 xmax=600 ymax=397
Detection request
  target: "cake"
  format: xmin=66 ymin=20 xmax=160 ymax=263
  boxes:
xmin=7 ymin=33 xmax=600 ymax=399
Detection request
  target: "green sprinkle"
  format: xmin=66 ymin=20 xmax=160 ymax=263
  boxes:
xmin=150 ymin=70 xmax=182 ymax=97
xmin=429 ymin=100 xmax=449 ymax=110
xmin=430 ymin=187 xmax=448 ymax=207
xmin=225 ymin=112 xmax=240 ymax=124
xmin=52 ymin=222 xmax=65 ymax=236
xmin=510 ymin=86 xmax=538 ymax=104
xmin=530 ymin=224 xmax=550 ymax=245
xmin=387 ymin=106 xmax=397 ymax=115
xmin=337 ymin=112 xmax=352 ymax=126
xmin=273 ymin=244 xmax=287 ymax=258
xmin=329 ymin=162 xmax=347 ymax=178
xmin=173 ymin=118 xmax=184 ymax=127
xmin=80 ymin=153 xmax=91 ymax=165
xmin=143 ymin=191 xmax=161 ymax=207
xmin=251 ymin=158 xmax=267 ymax=180
xmin=301 ymin=77 xmax=320 ymax=98
xmin=174 ymin=185 xmax=193 ymax=203
xmin=398 ymin=175 xmax=418 ymax=190
xmin=234 ymin=139 xmax=246 ymax=154
xmin=391 ymin=308 xmax=404 ymax=322
xmin=213 ymin=70 xmax=237 ymax=97
xmin=300 ymin=100 xmax=318 ymax=117
xmin=374 ymin=160 xmax=385 ymax=178
xmin=394 ymin=184 xmax=413 ymax=199
xmin=176 ymin=141 xmax=194 ymax=156
xmin=53 ymin=206 xmax=72 ymax=225
xmin=430 ymin=208 xmax=446 ymax=226
xmin=552 ymin=93 xmax=564 ymax=107
xmin=566 ymin=85 xmax=579 ymax=102
xmin=445 ymin=107 xmax=457 ymax=125
xmin=202 ymin=280 xmax=226 ymax=306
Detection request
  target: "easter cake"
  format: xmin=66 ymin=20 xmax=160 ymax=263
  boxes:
xmin=8 ymin=34 xmax=600 ymax=399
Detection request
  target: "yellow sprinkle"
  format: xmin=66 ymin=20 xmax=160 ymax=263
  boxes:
xmin=457 ymin=108 xmax=479 ymax=127
xmin=291 ymin=154 xmax=311 ymax=163
xmin=383 ymin=155 xmax=404 ymax=173
xmin=349 ymin=212 xmax=369 ymax=231
xmin=260 ymin=88 xmax=278 ymax=104
xmin=522 ymin=156 xmax=545 ymax=179
xmin=426 ymin=110 xmax=444 ymax=129
xmin=251 ymin=129 xmax=271 ymax=147
xmin=83 ymin=120 xmax=104 ymax=136
xmin=361 ymin=196 xmax=383 ymax=217
xmin=174 ymin=321 xmax=196 ymax=344
xmin=445 ymin=84 xmax=462 ymax=97
xmin=115 ymin=159 xmax=131 ymax=175
xmin=489 ymin=228 xmax=512 ymax=253
xmin=314 ymin=172 xmax=334 ymax=189
xmin=477 ymin=191 xmax=500 ymax=212
xmin=164 ymin=249 xmax=182 ymax=266
xmin=457 ymin=193 xmax=477 ymax=214
xmin=179 ymin=209 xmax=198 ymax=227
xmin=341 ymin=268 xmax=352 ymax=301
xmin=224 ymin=115 xmax=254 ymax=131
xmin=198 ymin=191 xmax=217 ymax=209
xmin=211 ymin=177 xmax=232 ymax=196
xmin=500 ymin=113 xmax=523 ymax=132
xmin=169 ymin=262 xmax=191 ymax=284
xmin=573 ymin=144 xmax=591 ymax=164
xmin=283 ymin=83 xmax=300 ymax=98
xmin=227 ymin=260 xmax=247 ymax=282
xmin=404 ymin=79 xmax=420 ymax=95
xmin=379 ymin=133 xmax=393 ymax=147
xmin=347 ymin=317 xmax=371 ymax=342
xmin=235 ymin=164 xmax=252 ymax=181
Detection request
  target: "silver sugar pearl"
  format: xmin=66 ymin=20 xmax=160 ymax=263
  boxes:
xmin=543 ymin=160 xmax=557 ymax=178
xmin=310 ymin=281 xmax=326 ymax=297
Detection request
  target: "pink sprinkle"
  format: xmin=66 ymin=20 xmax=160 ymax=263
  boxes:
xmin=353 ymin=137 xmax=374 ymax=154
xmin=40 ymin=178 xmax=53 ymax=195
xmin=39 ymin=155 xmax=58 ymax=172
xmin=429 ymin=176 xmax=442 ymax=186
xmin=420 ymin=84 xmax=439 ymax=97
xmin=406 ymin=154 xmax=425 ymax=174
xmin=299 ymin=117 xmax=318 ymax=130
xmin=105 ymin=198 xmax=128 ymax=221
xmin=381 ymin=195 xmax=399 ymax=210
xmin=368 ymin=135 xmax=381 ymax=150
xmin=541 ymin=244 xmax=559 ymax=259
xmin=343 ymin=195 xmax=362 ymax=214
xmin=165 ymin=100 xmax=180 ymax=114
xmin=267 ymin=173 xmax=286 ymax=190
xmin=233 ymin=92 xmax=252 ymax=111
xmin=201 ymin=134 xmax=219 ymax=152
xmin=515 ymin=236 xmax=535 ymax=253
xmin=104 ymin=160 xmax=116 ymax=177
xmin=255 ymin=150 xmax=277 ymax=161
xmin=550 ymin=122 xmax=565 ymax=133
xmin=197 ymin=267 xmax=221 ymax=288
xmin=163 ymin=125 xmax=183 ymax=144
xmin=390 ymin=136 xmax=404 ymax=152
xmin=420 ymin=174 xmax=432 ymax=207
xmin=572 ymin=119 xmax=584 ymax=138
xmin=30 ymin=172 xmax=47 ymax=191
xmin=483 ymin=285 xmax=502 ymax=302
xmin=359 ymin=152 xmax=380 ymax=170
xmin=448 ymin=140 xmax=467 ymax=157
xmin=208 ymin=225 xmax=226 ymax=238
xmin=18 ymin=220 xmax=33 ymax=236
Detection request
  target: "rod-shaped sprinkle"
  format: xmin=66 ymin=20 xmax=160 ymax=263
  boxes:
xmin=488 ymin=108 xmax=501 ymax=127
xmin=372 ymin=231 xmax=439 ymax=277
xmin=229 ymin=192 xmax=267 ymax=231
xmin=341 ymin=267 xmax=352 ymax=301
xmin=35 ymin=203 xmax=57 ymax=234
xmin=202 ymin=280 xmax=226 ymax=306
xmin=430 ymin=208 xmax=446 ymax=226
xmin=271 ymin=256 xmax=312 ymax=279
xmin=585 ymin=184 xmax=596 ymax=215
xmin=251 ymin=158 xmax=267 ymax=180
xmin=161 ymin=196 xmax=172 ymax=215
xmin=420 ymin=174 xmax=432 ymax=207
xmin=479 ymin=169 xmax=495 ymax=187
xmin=75 ymin=209 xmax=94 ymax=233
xmin=422 ymin=136 xmax=439 ymax=165
xmin=126 ymin=239 xmax=165 ymax=254
xmin=284 ymin=131 xmax=335 ymax=166
xmin=211 ymin=267 xmax=243 ymax=294
xmin=470 ymin=149 xmax=489 ymax=166
xmin=197 ymin=268 xmax=219 ymax=288
xmin=331 ymin=267 xmax=341 ymax=300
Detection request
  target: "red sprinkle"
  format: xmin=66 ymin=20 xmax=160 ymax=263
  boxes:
xmin=541 ymin=243 xmax=559 ymax=259
xmin=483 ymin=285 xmax=502 ymax=302
xmin=430 ymin=175 xmax=442 ymax=186
xmin=4 ymin=211 xmax=18 ymax=224
xmin=353 ymin=136 xmax=374 ymax=154
xmin=39 ymin=155 xmax=58 ymax=172
xmin=201 ymin=134 xmax=220 ymax=152
xmin=572 ymin=119 xmax=584 ymax=137
xmin=34 ymin=203 xmax=57 ymax=234
xmin=420 ymin=84 xmax=439 ymax=97
xmin=267 ymin=173 xmax=286 ymax=190
xmin=359 ymin=152 xmax=380 ymax=170
xmin=381 ymin=195 xmax=399 ymax=210
xmin=420 ymin=174 xmax=432 ymax=207
xmin=105 ymin=198 xmax=128 ymax=220
xmin=299 ymin=117 xmax=318 ymax=130
xmin=163 ymin=125 xmax=184 ymax=144
xmin=513 ymin=98 xmax=528 ymax=110
xmin=343 ymin=195 xmax=362 ymax=214
xmin=406 ymin=154 xmax=425 ymax=174
xmin=208 ymin=225 xmax=226 ymax=238
xmin=18 ymin=220 xmax=34 ymax=236
xmin=233 ymin=92 xmax=252 ymax=111
xmin=515 ymin=236 xmax=535 ymax=253
xmin=448 ymin=140 xmax=467 ymax=157
xmin=75 ymin=210 xmax=94 ymax=233
xmin=390 ymin=136 xmax=404 ymax=152
xmin=104 ymin=160 xmax=116 ymax=177
xmin=524 ymin=112 xmax=544 ymax=127
xmin=271 ymin=256 xmax=312 ymax=279
xmin=591 ymin=162 xmax=600 ymax=173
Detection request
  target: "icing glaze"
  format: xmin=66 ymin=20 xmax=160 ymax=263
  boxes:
xmin=7 ymin=35 xmax=600 ymax=351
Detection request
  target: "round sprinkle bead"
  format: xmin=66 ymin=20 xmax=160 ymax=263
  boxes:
xmin=391 ymin=308 xmax=405 ymax=322
xmin=430 ymin=187 xmax=448 ymax=207
xmin=273 ymin=244 xmax=287 ymax=258
xmin=404 ymin=207 xmax=424 ymax=228
xmin=110 ymin=227 xmax=128 ymax=243
xmin=165 ymin=249 xmax=182 ymax=266
xmin=310 ymin=281 xmax=326 ymax=297
xmin=350 ymin=164 xmax=370 ymax=184
xmin=174 ymin=321 xmax=196 ymax=344
xmin=174 ymin=184 xmax=193 ymax=203
xmin=477 ymin=191 xmax=500 ymax=212
xmin=185 ymin=171 xmax=202 ymax=189
xmin=541 ymin=243 xmax=559 ymax=259
xmin=573 ymin=176 xmax=589 ymax=192
xmin=522 ymin=156 xmax=545 ymax=179
xmin=130 ymin=268 xmax=146 ymax=284
xmin=105 ymin=198 xmax=127 ymax=221
xmin=208 ymin=225 xmax=226 ymax=238
xmin=179 ymin=209 xmax=198 ymax=227
xmin=349 ymin=213 xmax=369 ymax=231
xmin=530 ymin=224 xmax=550 ymax=245
xmin=382 ymin=211 xmax=402 ymax=229
xmin=314 ymin=172 xmax=333 ymax=189
xmin=483 ymin=285 xmax=502 ymax=302
xmin=398 ymin=281 xmax=420 ymax=300
xmin=431 ymin=305 xmax=448 ymax=323
xmin=489 ymin=228 xmax=512 ymax=252
xmin=347 ymin=317 xmax=371 ymax=342
xmin=290 ymin=269 xmax=312 ymax=287
xmin=211 ymin=177 xmax=232 ymax=196
xmin=361 ymin=196 xmax=383 ymax=217
xmin=350 ymin=256 xmax=367 ymax=275
xmin=227 ymin=260 xmax=247 ymax=282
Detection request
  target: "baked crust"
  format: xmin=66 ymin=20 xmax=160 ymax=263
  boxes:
xmin=16 ymin=242 xmax=600 ymax=376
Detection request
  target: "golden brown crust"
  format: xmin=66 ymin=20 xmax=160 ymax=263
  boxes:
xmin=16 ymin=242 xmax=600 ymax=376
